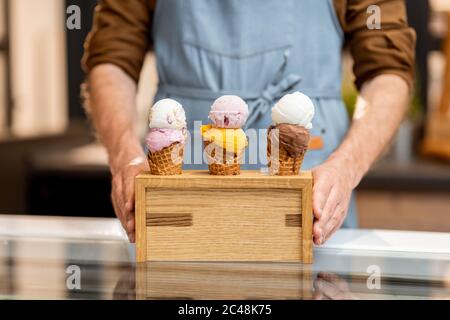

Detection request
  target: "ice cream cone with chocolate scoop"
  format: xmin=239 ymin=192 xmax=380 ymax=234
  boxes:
xmin=145 ymin=99 xmax=187 ymax=175
xmin=201 ymin=95 xmax=249 ymax=175
xmin=267 ymin=92 xmax=315 ymax=176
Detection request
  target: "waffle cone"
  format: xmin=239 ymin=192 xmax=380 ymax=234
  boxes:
xmin=267 ymin=134 xmax=306 ymax=176
xmin=147 ymin=142 xmax=184 ymax=175
xmin=204 ymin=141 xmax=242 ymax=175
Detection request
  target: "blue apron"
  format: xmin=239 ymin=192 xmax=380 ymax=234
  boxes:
xmin=151 ymin=0 xmax=358 ymax=227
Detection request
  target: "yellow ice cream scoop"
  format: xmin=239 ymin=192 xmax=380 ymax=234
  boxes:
xmin=201 ymin=125 xmax=248 ymax=153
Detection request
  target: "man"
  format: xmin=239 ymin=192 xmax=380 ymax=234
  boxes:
xmin=82 ymin=0 xmax=415 ymax=244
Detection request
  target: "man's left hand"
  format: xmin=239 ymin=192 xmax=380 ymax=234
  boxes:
xmin=312 ymin=156 xmax=355 ymax=245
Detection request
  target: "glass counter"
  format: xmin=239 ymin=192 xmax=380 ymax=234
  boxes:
xmin=0 ymin=215 xmax=448 ymax=300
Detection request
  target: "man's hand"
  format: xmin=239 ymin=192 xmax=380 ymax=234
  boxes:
xmin=111 ymin=156 xmax=149 ymax=243
xmin=311 ymin=75 xmax=410 ymax=245
xmin=312 ymin=155 xmax=355 ymax=245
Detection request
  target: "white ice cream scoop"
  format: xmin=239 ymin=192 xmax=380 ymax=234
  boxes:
xmin=149 ymin=98 xmax=187 ymax=130
xmin=271 ymin=92 xmax=315 ymax=129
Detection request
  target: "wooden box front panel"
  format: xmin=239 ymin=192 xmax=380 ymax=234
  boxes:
xmin=135 ymin=171 xmax=313 ymax=263
xmin=146 ymin=188 xmax=302 ymax=261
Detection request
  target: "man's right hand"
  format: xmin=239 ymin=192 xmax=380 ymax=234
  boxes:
xmin=111 ymin=155 xmax=149 ymax=243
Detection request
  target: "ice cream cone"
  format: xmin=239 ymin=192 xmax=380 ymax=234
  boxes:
xmin=267 ymin=92 xmax=314 ymax=176
xmin=267 ymin=133 xmax=306 ymax=176
xmin=145 ymin=98 xmax=187 ymax=175
xmin=147 ymin=142 xmax=184 ymax=175
xmin=204 ymin=141 xmax=242 ymax=175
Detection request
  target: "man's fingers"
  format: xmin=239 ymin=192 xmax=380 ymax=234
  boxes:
xmin=126 ymin=216 xmax=135 ymax=233
xmin=125 ymin=201 xmax=133 ymax=213
xmin=319 ymin=186 xmax=340 ymax=226
xmin=122 ymin=174 xmax=134 ymax=211
xmin=325 ymin=209 xmax=348 ymax=241
xmin=312 ymin=171 xmax=332 ymax=220
xmin=112 ymin=193 xmax=126 ymax=229
xmin=321 ymin=203 xmax=343 ymax=240
xmin=314 ymin=186 xmax=340 ymax=244
xmin=313 ymin=222 xmax=324 ymax=245
xmin=127 ymin=231 xmax=135 ymax=243
xmin=124 ymin=168 xmax=141 ymax=236
xmin=111 ymin=178 xmax=124 ymax=221
xmin=123 ymin=172 xmax=135 ymax=212
xmin=313 ymin=191 xmax=326 ymax=220
xmin=112 ymin=175 xmax=127 ymax=226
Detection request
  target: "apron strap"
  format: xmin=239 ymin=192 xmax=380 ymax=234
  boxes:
xmin=246 ymin=51 xmax=299 ymax=128
xmin=245 ymin=73 xmax=301 ymax=129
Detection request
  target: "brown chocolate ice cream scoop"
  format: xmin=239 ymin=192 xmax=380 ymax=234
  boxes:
xmin=269 ymin=124 xmax=310 ymax=157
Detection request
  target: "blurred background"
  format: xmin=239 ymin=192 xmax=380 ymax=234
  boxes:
xmin=0 ymin=0 xmax=448 ymax=231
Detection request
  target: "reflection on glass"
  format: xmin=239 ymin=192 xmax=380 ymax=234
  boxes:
xmin=0 ymin=236 xmax=449 ymax=300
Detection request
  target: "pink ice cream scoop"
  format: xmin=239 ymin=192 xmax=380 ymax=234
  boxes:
xmin=145 ymin=128 xmax=185 ymax=153
xmin=208 ymin=95 xmax=249 ymax=128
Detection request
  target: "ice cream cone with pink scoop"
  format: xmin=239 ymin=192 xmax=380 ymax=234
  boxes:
xmin=201 ymin=95 xmax=249 ymax=175
xmin=145 ymin=99 xmax=187 ymax=175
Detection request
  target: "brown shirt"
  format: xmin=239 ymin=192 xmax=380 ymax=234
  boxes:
xmin=83 ymin=0 xmax=416 ymax=90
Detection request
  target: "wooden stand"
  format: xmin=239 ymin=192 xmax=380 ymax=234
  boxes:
xmin=135 ymin=171 xmax=313 ymax=263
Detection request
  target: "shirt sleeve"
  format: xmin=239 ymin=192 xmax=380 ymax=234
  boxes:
xmin=82 ymin=0 xmax=155 ymax=83
xmin=335 ymin=0 xmax=416 ymax=90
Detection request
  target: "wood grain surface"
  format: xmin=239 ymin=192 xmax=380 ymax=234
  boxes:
xmin=135 ymin=178 xmax=147 ymax=262
xmin=137 ymin=170 xmax=311 ymax=189
xmin=136 ymin=262 xmax=313 ymax=300
xmin=146 ymin=214 xmax=193 ymax=227
xmin=135 ymin=171 xmax=313 ymax=263
xmin=285 ymin=214 xmax=302 ymax=227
